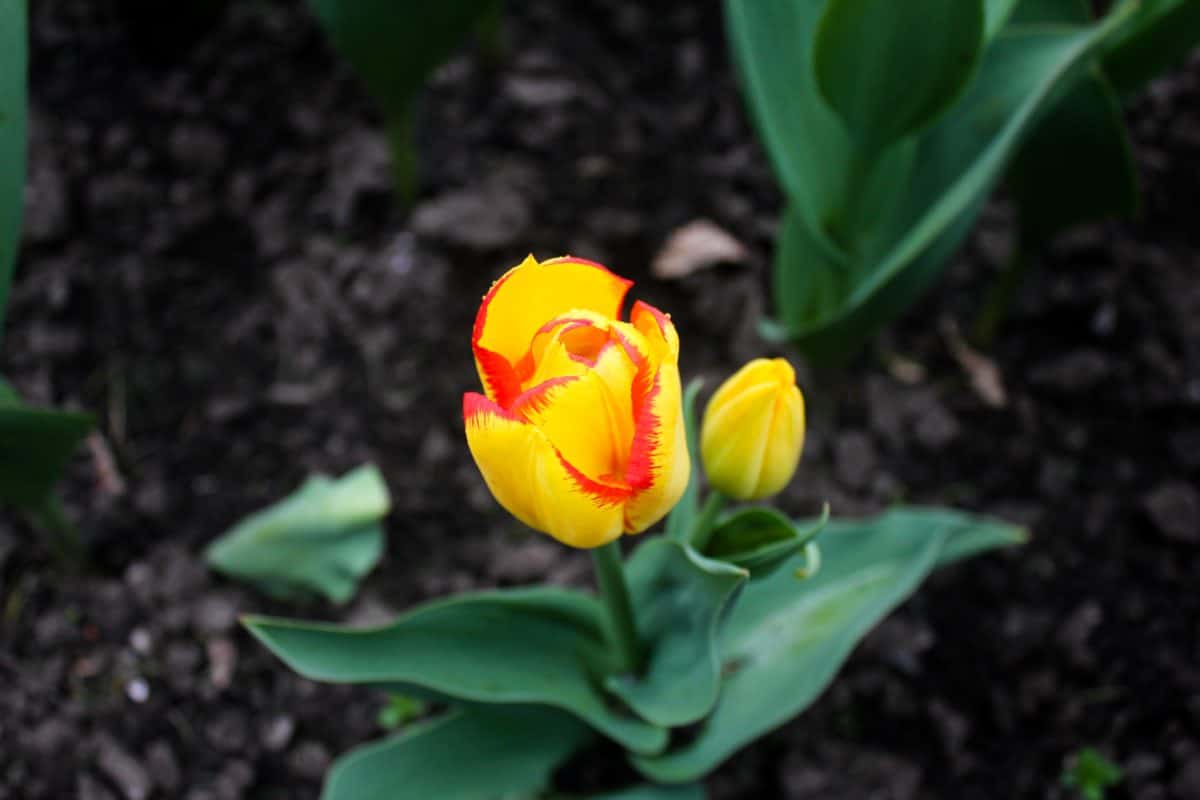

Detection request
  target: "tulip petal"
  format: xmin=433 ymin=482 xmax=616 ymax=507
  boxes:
xmin=623 ymin=360 xmax=690 ymax=534
xmin=700 ymin=382 xmax=777 ymax=500
xmin=631 ymin=301 xmax=680 ymax=364
xmin=473 ymin=256 xmax=632 ymax=406
xmin=464 ymin=392 xmax=625 ymax=548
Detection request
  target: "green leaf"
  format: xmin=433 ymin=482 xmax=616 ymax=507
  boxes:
xmin=0 ymin=0 xmax=27 ymax=338
xmin=704 ymin=503 xmax=830 ymax=578
xmin=0 ymin=392 xmax=92 ymax=510
xmin=985 ymin=0 xmax=1021 ymax=38
xmin=244 ymin=587 xmax=667 ymax=755
xmin=205 ymin=464 xmax=389 ymax=604
xmin=588 ymin=784 xmax=707 ymax=800
xmin=632 ymin=507 xmax=1025 ymax=782
xmin=605 ymin=539 xmax=747 ymax=728
xmin=1009 ymin=65 xmax=1138 ymax=240
xmin=322 ymin=705 xmax=591 ymax=800
xmin=665 ymin=379 xmax=703 ymax=543
xmin=785 ymin=10 xmax=1133 ymax=361
xmin=1102 ymin=0 xmax=1200 ymax=95
xmin=814 ymin=0 xmax=986 ymax=155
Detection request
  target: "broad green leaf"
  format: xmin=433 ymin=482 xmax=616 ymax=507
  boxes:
xmin=1102 ymin=0 xmax=1200 ymax=95
xmin=704 ymin=504 xmax=829 ymax=578
xmin=244 ymin=587 xmax=667 ymax=755
xmin=632 ymin=507 xmax=1025 ymax=782
xmin=588 ymin=784 xmax=707 ymax=800
xmin=0 ymin=0 xmax=27 ymax=338
xmin=0 ymin=395 xmax=92 ymax=510
xmin=723 ymin=0 xmax=853 ymax=259
xmin=205 ymin=464 xmax=389 ymax=603
xmin=814 ymin=0 xmax=986 ymax=155
xmin=665 ymin=379 xmax=704 ymax=543
xmin=605 ymin=539 xmax=747 ymax=728
xmin=322 ymin=705 xmax=591 ymax=800
xmin=1009 ymin=65 xmax=1138 ymax=240
xmin=986 ymin=0 xmax=1021 ymax=38
xmin=784 ymin=10 xmax=1134 ymax=360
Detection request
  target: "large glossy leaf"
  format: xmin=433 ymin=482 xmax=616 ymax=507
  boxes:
xmin=606 ymin=539 xmax=747 ymax=728
xmin=632 ymin=507 xmax=1025 ymax=782
xmin=244 ymin=587 xmax=667 ymax=755
xmin=985 ymin=0 xmax=1021 ymax=38
xmin=783 ymin=9 xmax=1134 ymax=360
xmin=0 ymin=0 xmax=27 ymax=337
xmin=322 ymin=705 xmax=591 ymax=800
xmin=814 ymin=0 xmax=986 ymax=155
xmin=205 ymin=464 xmax=389 ymax=603
xmin=723 ymin=0 xmax=852 ymax=259
xmin=1009 ymin=64 xmax=1138 ymax=240
xmin=0 ymin=388 xmax=92 ymax=510
xmin=665 ymin=379 xmax=703 ymax=543
xmin=1102 ymin=0 xmax=1200 ymax=95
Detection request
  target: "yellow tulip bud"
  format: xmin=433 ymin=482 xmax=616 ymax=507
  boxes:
xmin=463 ymin=255 xmax=690 ymax=549
xmin=700 ymin=358 xmax=805 ymax=501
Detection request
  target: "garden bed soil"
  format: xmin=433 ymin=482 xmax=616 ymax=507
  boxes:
xmin=2 ymin=1 xmax=1198 ymax=798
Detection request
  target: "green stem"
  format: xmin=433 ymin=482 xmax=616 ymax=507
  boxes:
xmin=972 ymin=229 xmax=1037 ymax=347
xmin=690 ymin=491 xmax=726 ymax=552
xmin=590 ymin=540 xmax=643 ymax=675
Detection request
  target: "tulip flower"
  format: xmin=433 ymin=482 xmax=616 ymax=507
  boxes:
xmin=700 ymin=358 xmax=805 ymax=501
xmin=463 ymin=255 xmax=690 ymax=549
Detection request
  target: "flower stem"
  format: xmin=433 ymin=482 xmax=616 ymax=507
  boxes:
xmin=590 ymin=540 xmax=643 ymax=675
xmin=690 ymin=491 xmax=726 ymax=552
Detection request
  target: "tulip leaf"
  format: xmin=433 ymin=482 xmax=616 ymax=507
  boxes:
xmin=814 ymin=0 xmax=986 ymax=155
xmin=1008 ymin=64 xmax=1138 ymax=241
xmin=588 ymin=784 xmax=707 ymax=800
xmin=321 ymin=705 xmax=592 ymax=800
xmin=1102 ymin=0 xmax=1200 ymax=95
xmin=985 ymin=0 xmax=1021 ymax=39
xmin=205 ymin=464 xmax=389 ymax=604
xmin=605 ymin=539 xmax=747 ymax=728
xmin=704 ymin=503 xmax=830 ymax=578
xmin=632 ymin=507 xmax=1025 ymax=782
xmin=244 ymin=587 xmax=668 ymax=755
xmin=0 ymin=385 xmax=93 ymax=510
xmin=665 ymin=379 xmax=704 ymax=543
xmin=781 ymin=10 xmax=1131 ymax=361
xmin=0 ymin=0 xmax=27 ymax=337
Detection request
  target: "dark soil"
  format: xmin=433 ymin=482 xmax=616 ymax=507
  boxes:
xmin=2 ymin=1 xmax=1198 ymax=798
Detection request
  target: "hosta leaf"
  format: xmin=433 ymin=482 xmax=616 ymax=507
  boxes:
xmin=205 ymin=464 xmax=389 ymax=603
xmin=0 ymin=0 xmax=27 ymax=336
xmin=605 ymin=539 xmax=747 ymax=728
xmin=632 ymin=507 xmax=1025 ymax=782
xmin=0 ymin=387 xmax=92 ymax=510
xmin=704 ymin=504 xmax=829 ymax=578
xmin=814 ymin=0 xmax=986 ymax=155
xmin=665 ymin=379 xmax=703 ymax=543
xmin=244 ymin=587 xmax=667 ymax=755
xmin=1102 ymin=0 xmax=1200 ymax=95
xmin=322 ymin=705 xmax=591 ymax=800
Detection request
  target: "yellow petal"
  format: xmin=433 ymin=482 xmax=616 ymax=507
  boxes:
xmin=472 ymin=256 xmax=632 ymax=406
xmin=623 ymin=358 xmax=690 ymax=533
xmin=701 ymin=381 xmax=777 ymax=500
xmin=464 ymin=392 xmax=625 ymax=548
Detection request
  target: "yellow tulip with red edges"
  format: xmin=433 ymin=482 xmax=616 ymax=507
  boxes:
xmin=701 ymin=358 xmax=805 ymax=501
xmin=463 ymin=255 xmax=690 ymax=549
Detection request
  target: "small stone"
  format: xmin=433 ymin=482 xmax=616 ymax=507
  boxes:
xmin=288 ymin=740 xmax=331 ymax=780
xmin=129 ymin=628 xmax=152 ymax=655
xmin=193 ymin=593 xmax=238 ymax=635
xmin=1057 ymin=601 xmax=1103 ymax=668
xmin=125 ymin=678 xmax=150 ymax=704
xmin=1142 ymin=482 xmax=1200 ymax=543
xmin=24 ymin=717 xmax=72 ymax=759
xmin=911 ymin=392 xmax=960 ymax=450
xmin=145 ymin=740 xmax=182 ymax=793
xmin=260 ymin=715 xmax=295 ymax=752
xmin=207 ymin=638 xmax=237 ymax=690
xmin=505 ymin=75 xmax=578 ymax=107
xmin=95 ymin=734 xmax=152 ymax=800
xmin=205 ymin=710 xmax=249 ymax=754
xmin=212 ymin=760 xmax=255 ymax=800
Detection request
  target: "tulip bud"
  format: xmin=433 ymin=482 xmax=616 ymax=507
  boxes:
xmin=700 ymin=358 xmax=805 ymax=501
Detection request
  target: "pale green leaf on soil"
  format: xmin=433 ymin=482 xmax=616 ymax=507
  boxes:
xmin=205 ymin=464 xmax=389 ymax=603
